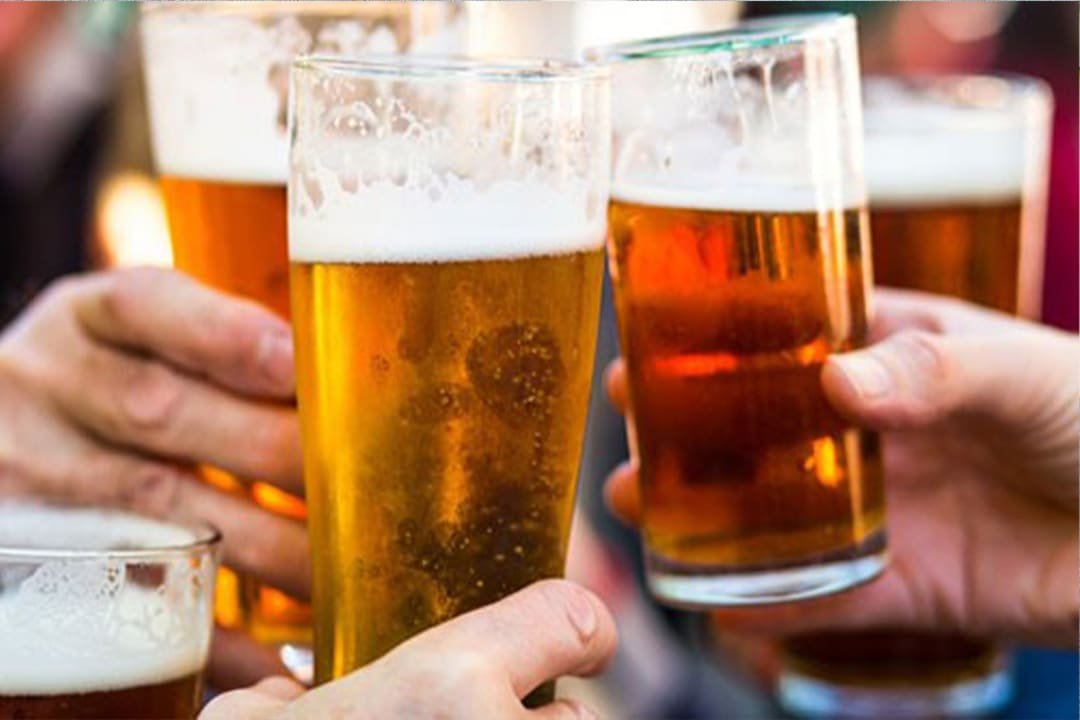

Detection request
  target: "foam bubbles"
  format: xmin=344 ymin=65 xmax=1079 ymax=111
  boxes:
xmin=865 ymin=123 xmax=1026 ymax=207
xmin=0 ymin=587 xmax=207 ymax=695
xmin=289 ymin=179 xmax=606 ymax=263
xmin=611 ymin=181 xmax=847 ymax=214
xmin=0 ymin=505 xmax=210 ymax=695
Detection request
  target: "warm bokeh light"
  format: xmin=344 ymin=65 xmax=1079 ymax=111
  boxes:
xmin=94 ymin=171 xmax=172 ymax=268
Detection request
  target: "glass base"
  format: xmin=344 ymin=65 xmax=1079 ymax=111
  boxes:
xmin=645 ymin=533 xmax=887 ymax=608
xmin=280 ymin=644 xmax=314 ymax=686
xmin=777 ymin=664 xmax=1014 ymax=718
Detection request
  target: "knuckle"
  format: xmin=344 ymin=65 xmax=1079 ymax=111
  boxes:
xmin=122 ymin=464 xmax=183 ymax=516
xmin=882 ymin=330 xmax=955 ymax=424
xmin=101 ymin=267 xmax=161 ymax=323
xmin=246 ymin=416 xmax=297 ymax=478
xmin=116 ymin=360 xmax=184 ymax=437
xmin=531 ymin=579 xmax=595 ymax=646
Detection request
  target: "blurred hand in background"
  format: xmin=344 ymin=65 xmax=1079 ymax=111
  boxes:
xmin=0 ymin=267 xmax=307 ymax=688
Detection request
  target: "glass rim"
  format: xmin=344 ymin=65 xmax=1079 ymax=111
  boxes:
xmin=0 ymin=505 xmax=222 ymax=561
xmin=864 ymin=72 xmax=1052 ymax=105
xmin=293 ymin=54 xmax=609 ymax=84
xmin=587 ymin=12 xmax=853 ymax=62
xmin=140 ymin=1 xmax=352 ymax=17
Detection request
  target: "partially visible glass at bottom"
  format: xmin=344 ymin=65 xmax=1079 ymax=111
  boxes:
xmin=780 ymin=631 xmax=1012 ymax=719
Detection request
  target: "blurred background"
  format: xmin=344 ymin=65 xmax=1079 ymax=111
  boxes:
xmin=0 ymin=2 xmax=1075 ymax=718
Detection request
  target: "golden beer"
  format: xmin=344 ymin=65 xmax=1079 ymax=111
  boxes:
xmin=288 ymin=56 xmax=610 ymax=703
xmin=141 ymin=3 xmax=468 ymax=651
xmin=0 ymin=505 xmax=217 ymax=720
xmin=778 ymin=75 xmax=1053 ymax=718
xmin=292 ymin=250 xmax=604 ymax=681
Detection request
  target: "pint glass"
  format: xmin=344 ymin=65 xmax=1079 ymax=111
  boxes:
xmin=592 ymin=14 xmax=886 ymax=607
xmin=0 ymin=504 xmax=218 ymax=719
xmin=139 ymin=2 xmax=468 ymax=655
xmin=288 ymin=56 xmax=610 ymax=695
xmin=780 ymin=74 xmax=1053 ymax=719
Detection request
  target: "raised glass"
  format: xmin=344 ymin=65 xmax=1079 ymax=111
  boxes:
xmin=288 ymin=56 xmax=610 ymax=704
xmin=592 ymin=14 xmax=887 ymax=607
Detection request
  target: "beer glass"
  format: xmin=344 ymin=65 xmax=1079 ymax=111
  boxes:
xmin=0 ymin=503 xmax=219 ymax=719
xmin=780 ymin=74 xmax=1053 ymax=719
xmin=288 ymin=56 xmax=610 ymax=697
xmin=139 ymin=2 xmax=468 ymax=660
xmin=591 ymin=14 xmax=886 ymax=607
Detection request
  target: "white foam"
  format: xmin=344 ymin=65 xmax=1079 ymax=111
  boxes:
xmin=141 ymin=11 xmax=292 ymax=184
xmin=611 ymin=181 xmax=855 ymax=213
xmin=863 ymin=94 xmax=1030 ymax=207
xmin=0 ymin=505 xmax=210 ymax=695
xmin=865 ymin=129 xmax=1026 ymax=207
xmin=0 ymin=587 xmax=207 ymax=695
xmin=141 ymin=7 xmax=467 ymax=185
xmin=289 ymin=179 xmax=606 ymax=263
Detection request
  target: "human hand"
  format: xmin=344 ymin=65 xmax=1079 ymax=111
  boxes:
xmin=0 ymin=268 xmax=308 ymax=686
xmin=605 ymin=289 xmax=1078 ymax=647
xmin=201 ymin=579 xmax=617 ymax=719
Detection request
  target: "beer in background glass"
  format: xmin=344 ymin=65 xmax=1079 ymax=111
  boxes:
xmin=138 ymin=2 xmax=468 ymax=664
xmin=780 ymin=74 xmax=1053 ymax=719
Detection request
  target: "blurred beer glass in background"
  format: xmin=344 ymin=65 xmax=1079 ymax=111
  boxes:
xmin=288 ymin=56 xmax=610 ymax=701
xmin=593 ymin=14 xmax=886 ymax=608
xmin=0 ymin=504 xmax=218 ymax=719
xmin=780 ymin=74 xmax=1053 ymax=719
xmin=138 ymin=2 xmax=468 ymax=669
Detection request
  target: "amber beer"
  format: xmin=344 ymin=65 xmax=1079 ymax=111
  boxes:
xmin=595 ymin=14 xmax=884 ymax=606
xmin=872 ymin=201 xmax=1023 ymax=314
xmin=0 ymin=671 xmax=201 ymax=720
xmin=779 ymin=75 xmax=1053 ymax=718
xmin=141 ymin=3 xmax=468 ymax=650
xmin=0 ymin=505 xmax=217 ymax=719
xmin=609 ymin=195 xmax=885 ymax=590
xmin=157 ymin=176 xmax=307 ymax=642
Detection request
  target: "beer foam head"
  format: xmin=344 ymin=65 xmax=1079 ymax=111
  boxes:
xmin=610 ymin=181 xmax=849 ymax=214
xmin=290 ymin=177 xmax=606 ymax=263
xmin=864 ymin=108 xmax=1028 ymax=206
xmin=141 ymin=6 xmax=467 ymax=184
xmin=0 ymin=505 xmax=213 ymax=695
xmin=288 ymin=57 xmax=610 ymax=263
xmin=863 ymin=76 xmax=1049 ymax=206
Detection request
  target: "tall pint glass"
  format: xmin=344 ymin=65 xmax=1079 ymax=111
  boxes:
xmin=592 ymin=14 xmax=886 ymax=608
xmin=780 ymin=74 xmax=1053 ymax=719
xmin=139 ymin=2 xmax=468 ymax=659
xmin=288 ymin=56 xmax=610 ymax=700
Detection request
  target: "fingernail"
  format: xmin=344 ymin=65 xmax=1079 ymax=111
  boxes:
xmin=258 ymin=328 xmax=295 ymax=389
xmin=566 ymin=590 xmax=598 ymax=642
xmin=833 ymin=354 xmax=892 ymax=399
